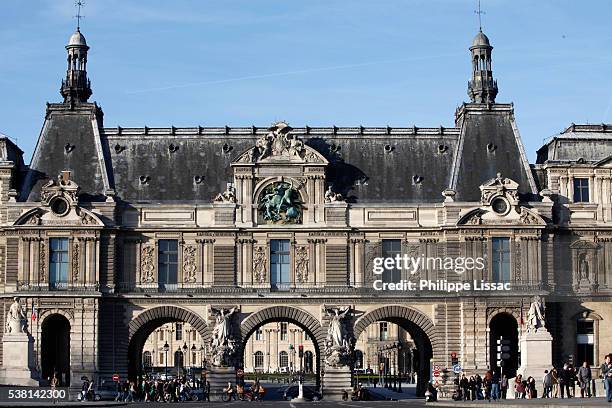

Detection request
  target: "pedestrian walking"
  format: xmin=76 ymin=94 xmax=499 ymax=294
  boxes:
xmin=500 ymin=374 xmax=508 ymax=399
xmin=578 ymin=361 xmax=592 ymax=398
xmin=602 ymin=356 xmax=612 ymax=403
xmin=551 ymin=368 xmax=559 ymax=398
xmin=542 ymin=370 xmax=552 ymax=398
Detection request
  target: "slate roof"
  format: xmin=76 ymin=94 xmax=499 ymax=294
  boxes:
xmin=536 ymin=124 xmax=612 ymax=164
xmin=20 ymin=103 xmax=539 ymax=204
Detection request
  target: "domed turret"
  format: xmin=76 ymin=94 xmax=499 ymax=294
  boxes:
xmin=60 ymin=28 xmax=92 ymax=104
xmin=467 ymin=30 xmax=498 ymax=104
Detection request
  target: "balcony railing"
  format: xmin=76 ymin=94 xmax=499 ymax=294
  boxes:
xmin=16 ymin=281 xmax=100 ymax=292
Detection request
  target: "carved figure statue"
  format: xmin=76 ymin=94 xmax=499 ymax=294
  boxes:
xmin=5 ymin=297 xmax=26 ymax=334
xmin=210 ymin=307 xmax=238 ymax=367
xmin=214 ymin=185 xmax=236 ymax=203
xmin=324 ymin=186 xmax=344 ymax=203
xmin=527 ymin=295 xmax=546 ymax=332
xmin=258 ymin=182 xmax=301 ymax=223
xmin=211 ymin=307 xmax=236 ymax=349
xmin=579 ymin=253 xmax=589 ymax=281
xmin=325 ymin=306 xmax=350 ymax=348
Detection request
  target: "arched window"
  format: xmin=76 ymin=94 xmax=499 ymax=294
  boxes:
xmin=279 ymin=351 xmax=289 ymax=368
xmin=304 ymin=351 xmax=314 ymax=373
xmin=355 ymin=350 xmax=364 ymax=369
xmin=254 ymin=351 xmax=264 ymax=369
xmin=174 ymin=350 xmax=184 ymax=368
xmin=143 ymin=351 xmax=152 ymax=368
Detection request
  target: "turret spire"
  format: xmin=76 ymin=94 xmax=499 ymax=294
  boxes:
xmin=60 ymin=1 xmax=92 ymax=104
xmin=467 ymin=29 xmax=498 ymax=104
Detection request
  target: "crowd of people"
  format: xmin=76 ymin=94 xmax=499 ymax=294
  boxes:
xmin=223 ymin=380 xmax=266 ymax=401
xmin=108 ymin=377 xmax=207 ymax=402
xmin=454 ymin=354 xmax=612 ymax=402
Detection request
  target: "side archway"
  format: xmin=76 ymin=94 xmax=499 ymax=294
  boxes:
xmin=353 ymin=305 xmax=436 ymax=397
xmin=127 ymin=306 xmax=210 ymax=380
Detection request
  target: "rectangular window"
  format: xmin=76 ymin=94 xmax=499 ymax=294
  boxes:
xmin=573 ymin=178 xmax=590 ymax=203
xmin=381 ymin=240 xmax=401 ymax=284
xmin=49 ymin=238 xmax=69 ymax=290
xmin=255 ymin=329 xmax=263 ymax=341
xmin=270 ymin=240 xmax=290 ymax=290
xmin=576 ymin=320 xmax=594 ymax=365
xmin=192 ymin=352 xmax=197 ymax=365
xmin=192 ymin=331 xmax=197 ymax=341
xmin=159 ymin=353 xmax=164 ymax=365
xmin=158 ymin=239 xmax=178 ymax=291
xmin=492 ymin=238 xmax=511 ymax=282
xmin=176 ymin=323 xmax=182 ymax=341
xmin=379 ymin=322 xmax=388 ymax=341
xmin=280 ymin=322 xmax=288 ymax=341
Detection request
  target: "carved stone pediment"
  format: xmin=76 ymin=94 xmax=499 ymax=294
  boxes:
xmin=233 ymin=122 xmax=327 ymax=165
xmin=13 ymin=206 xmax=104 ymax=227
xmin=40 ymin=170 xmax=80 ymax=207
xmin=479 ymin=173 xmax=519 ymax=206
xmin=457 ymin=206 xmax=546 ymax=226
xmin=570 ymin=240 xmax=599 ymax=250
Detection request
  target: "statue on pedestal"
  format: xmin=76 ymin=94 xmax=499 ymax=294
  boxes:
xmin=5 ymin=297 xmax=26 ymax=334
xmin=324 ymin=306 xmax=352 ymax=367
xmin=527 ymin=295 xmax=546 ymax=332
xmin=210 ymin=307 xmax=238 ymax=367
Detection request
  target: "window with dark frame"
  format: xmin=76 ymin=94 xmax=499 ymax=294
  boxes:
xmin=573 ymin=178 xmax=590 ymax=203
xmin=492 ymin=237 xmax=511 ymax=282
xmin=270 ymin=239 xmax=290 ymax=290
xmin=158 ymin=239 xmax=178 ymax=291
xmin=49 ymin=238 xmax=69 ymax=290
xmin=381 ymin=239 xmax=402 ymax=284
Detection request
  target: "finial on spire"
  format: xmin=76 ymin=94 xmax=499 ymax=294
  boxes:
xmin=74 ymin=0 xmax=85 ymax=30
xmin=474 ymin=0 xmax=485 ymax=32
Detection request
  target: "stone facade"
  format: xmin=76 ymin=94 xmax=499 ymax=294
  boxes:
xmin=0 ymin=26 xmax=610 ymax=399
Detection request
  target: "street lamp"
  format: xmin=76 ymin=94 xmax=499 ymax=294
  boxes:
xmin=199 ymin=345 xmax=205 ymax=387
xmin=182 ymin=343 xmax=188 ymax=379
xmin=163 ymin=341 xmax=170 ymax=378
xmin=191 ymin=344 xmax=196 ymax=388
xmin=397 ymin=342 xmax=403 ymax=393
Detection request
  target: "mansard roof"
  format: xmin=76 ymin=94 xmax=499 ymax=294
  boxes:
xmin=536 ymin=123 xmax=612 ymax=164
xmin=19 ymin=104 xmax=538 ymax=204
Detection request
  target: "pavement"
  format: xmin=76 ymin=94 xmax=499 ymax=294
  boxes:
xmin=0 ymin=397 xmax=609 ymax=407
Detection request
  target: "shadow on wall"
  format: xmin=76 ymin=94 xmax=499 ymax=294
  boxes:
xmin=306 ymin=138 xmax=368 ymax=203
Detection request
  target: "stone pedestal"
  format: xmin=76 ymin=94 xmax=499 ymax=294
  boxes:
xmin=517 ymin=328 xmax=553 ymax=380
xmin=322 ymin=366 xmax=351 ymax=400
xmin=208 ymin=366 xmax=236 ymax=398
xmin=0 ymin=332 xmax=39 ymax=386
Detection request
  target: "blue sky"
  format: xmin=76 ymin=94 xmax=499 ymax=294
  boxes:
xmin=1 ymin=0 xmax=611 ymax=163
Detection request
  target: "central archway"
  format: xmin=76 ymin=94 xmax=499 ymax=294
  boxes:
xmin=353 ymin=305 xmax=435 ymax=397
xmin=127 ymin=306 xmax=210 ymax=380
xmin=238 ymin=306 xmax=325 ymax=389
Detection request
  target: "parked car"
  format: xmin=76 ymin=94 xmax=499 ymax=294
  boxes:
xmin=97 ymin=383 xmax=117 ymax=401
xmin=283 ymin=385 xmax=322 ymax=401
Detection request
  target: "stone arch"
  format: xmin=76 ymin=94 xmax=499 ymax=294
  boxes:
xmin=238 ymin=306 xmax=325 ymax=387
xmin=486 ymin=308 xmax=521 ymax=326
xmin=353 ymin=305 xmax=435 ymax=341
xmin=353 ymin=305 xmax=436 ymax=397
xmin=252 ymin=176 xmax=309 ymax=205
xmin=239 ymin=306 xmax=324 ymax=346
xmin=127 ymin=306 xmax=210 ymax=380
xmin=38 ymin=308 xmax=75 ymax=326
